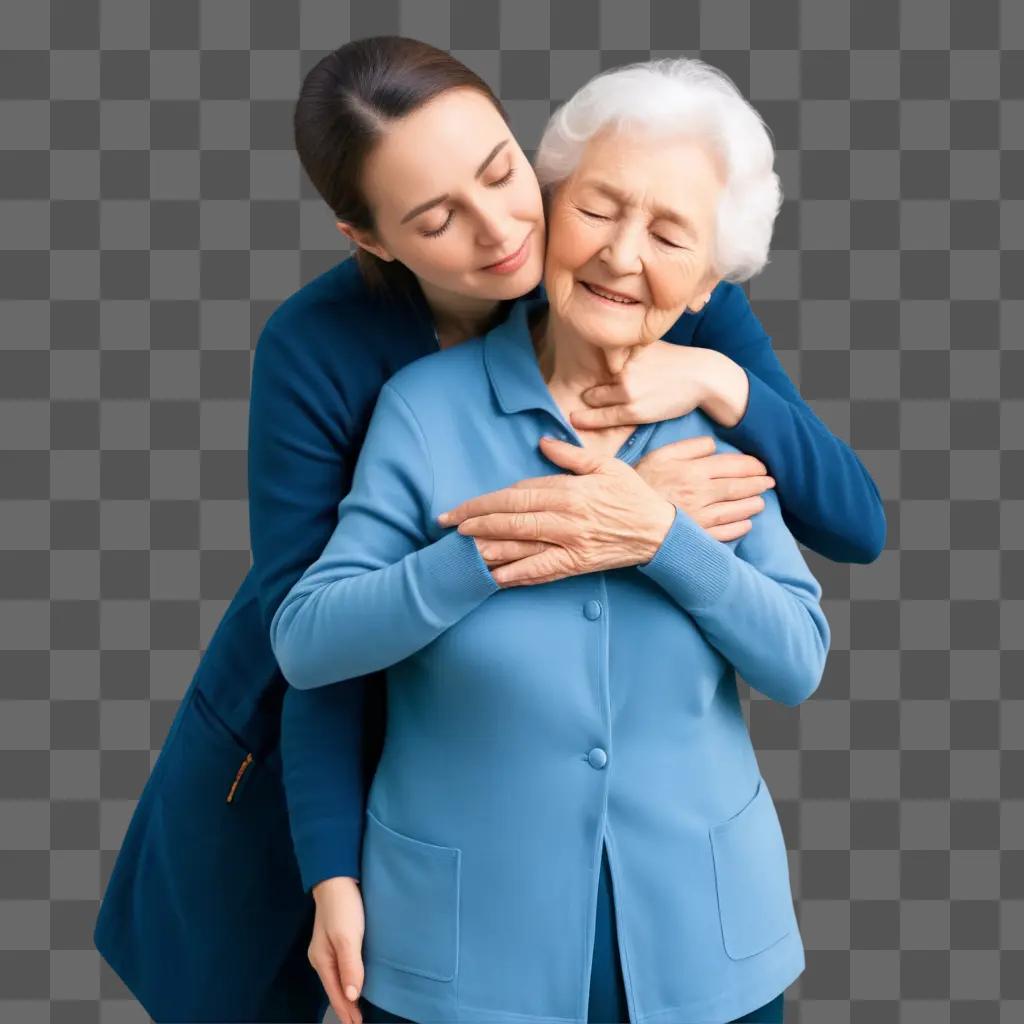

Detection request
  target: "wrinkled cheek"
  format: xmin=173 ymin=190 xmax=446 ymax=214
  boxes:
xmin=641 ymin=307 xmax=677 ymax=342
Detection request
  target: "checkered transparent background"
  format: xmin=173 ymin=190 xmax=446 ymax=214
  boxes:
xmin=1 ymin=1 xmax=1023 ymax=1021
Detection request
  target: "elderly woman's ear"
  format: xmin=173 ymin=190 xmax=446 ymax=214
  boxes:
xmin=687 ymin=272 xmax=723 ymax=314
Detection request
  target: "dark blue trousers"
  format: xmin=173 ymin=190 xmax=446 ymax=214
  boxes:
xmin=361 ymin=845 xmax=785 ymax=1024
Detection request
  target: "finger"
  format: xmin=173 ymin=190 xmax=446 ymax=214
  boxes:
xmin=708 ymin=476 xmax=775 ymax=502
xmin=578 ymin=381 xmax=631 ymax=408
xmin=645 ymin=435 xmax=717 ymax=461
xmin=537 ymin=435 xmax=607 ymax=475
xmin=492 ymin=549 xmax=569 ymax=586
xmin=310 ymin=949 xmax=350 ymax=1024
xmin=458 ymin=511 xmax=569 ymax=543
xmin=500 ymin=570 xmax=572 ymax=587
xmin=707 ymin=518 xmax=753 ymax=543
xmin=703 ymin=452 xmax=770 ymax=478
xmin=479 ymin=540 xmax=553 ymax=565
xmin=702 ymin=495 xmax=768 ymax=527
xmin=438 ymin=482 xmax=573 ymax=526
xmin=337 ymin=942 xmax=365 ymax=1007
xmin=569 ymin=403 xmax=636 ymax=430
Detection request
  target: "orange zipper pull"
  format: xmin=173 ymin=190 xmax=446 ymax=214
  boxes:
xmin=226 ymin=752 xmax=254 ymax=803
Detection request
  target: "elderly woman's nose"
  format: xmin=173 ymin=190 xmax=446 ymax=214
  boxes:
xmin=599 ymin=219 xmax=645 ymax=275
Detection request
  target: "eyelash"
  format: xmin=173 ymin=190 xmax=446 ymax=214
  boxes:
xmin=579 ymin=208 xmax=684 ymax=249
xmin=422 ymin=167 xmax=517 ymax=239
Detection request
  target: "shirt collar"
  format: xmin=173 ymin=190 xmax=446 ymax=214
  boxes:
xmin=482 ymin=285 xmax=571 ymax=425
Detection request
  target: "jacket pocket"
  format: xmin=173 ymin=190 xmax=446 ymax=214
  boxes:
xmin=362 ymin=809 xmax=461 ymax=981
xmin=178 ymin=688 xmax=258 ymax=804
xmin=709 ymin=776 xmax=798 ymax=960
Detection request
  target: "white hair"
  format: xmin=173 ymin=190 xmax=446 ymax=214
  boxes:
xmin=534 ymin=57 xmax=783 ymax=282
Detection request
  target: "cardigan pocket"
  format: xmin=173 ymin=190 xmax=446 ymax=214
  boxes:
xmin=709 ymin=776 xmax=798 ymax=960
xmin=362 ymin=809 xmax=461 ymax=982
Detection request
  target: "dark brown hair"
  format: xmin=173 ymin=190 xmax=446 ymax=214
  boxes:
xmin=293 ymin=36 xmax=510 ymax=300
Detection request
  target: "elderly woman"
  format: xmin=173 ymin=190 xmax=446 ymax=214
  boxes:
xmin=269 ymin=57 xmax=830 ymax=1024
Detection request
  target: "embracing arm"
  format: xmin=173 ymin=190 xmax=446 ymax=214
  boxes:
xmin=248 ymin=320 xmax=375 ymax=890
xmin=269 ymin=381 xmax=499 ymax=691
xmin=637 ymin=485 xmax=830 ymax=707
xmin=680 ymin=281 xmax=886 ymax=564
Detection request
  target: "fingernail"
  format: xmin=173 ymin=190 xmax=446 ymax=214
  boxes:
xmin=437 ymin=511 xmax=450 ymax=523
xmin=345 ymin=985 xmax=359 ymax=1001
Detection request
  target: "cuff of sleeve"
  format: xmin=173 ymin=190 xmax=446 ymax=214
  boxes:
xmin=293 ymin=818 xmax=363 ymax=894
xmin=712 ymin=367 xmax=779 ymax=454
xmin=637 ymin=505 xmax=736 ymax=609
xmin=415 ymin=527 xmax=501 ymax=616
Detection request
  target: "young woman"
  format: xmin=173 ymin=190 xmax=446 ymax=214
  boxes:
xmin=92 ymin=36 xmax=884 ymax=1024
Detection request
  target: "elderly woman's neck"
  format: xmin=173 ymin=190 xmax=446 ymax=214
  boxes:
xmin=530 ymin=308 xmax=630 ymax=393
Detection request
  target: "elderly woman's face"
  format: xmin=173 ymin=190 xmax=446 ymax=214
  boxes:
xmin=543 ymin=126 xmax=725 ymax=350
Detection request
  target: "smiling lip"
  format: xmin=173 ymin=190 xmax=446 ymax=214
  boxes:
xmin=482 ymin=232 xmax=531 ymax=273
xmin=579 ymin=280 xmax=640 ymax=304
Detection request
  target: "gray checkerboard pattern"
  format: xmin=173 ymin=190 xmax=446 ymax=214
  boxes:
xmin=1 ymin=0 xmax=1021 ymax=1021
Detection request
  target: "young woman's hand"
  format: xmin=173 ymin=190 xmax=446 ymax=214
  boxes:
xmin=569 ymin=340 xmax=747 ymax=430
xmin=633 ymin=435 xmax=775 ymax=542
xmin=308 ymin=876 xmax=365 ymax=1024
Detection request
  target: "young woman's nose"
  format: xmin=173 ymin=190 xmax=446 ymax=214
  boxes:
xmin=474 ymin=212 xmax=508 ymax=248
xmin=466 ymin=192 xmax=515 ymax=248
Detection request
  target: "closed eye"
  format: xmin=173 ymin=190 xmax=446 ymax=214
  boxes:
xmin=490 ymin=167 xmax=516 ymax=188
xmin=422 ymin=167 xmax=517 ymax=239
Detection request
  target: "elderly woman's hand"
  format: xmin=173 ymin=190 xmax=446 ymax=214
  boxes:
xmin=633 ymin=436 xmax=775 ymax=543
xmin=437 ymin=437 xmax=676 ymax=587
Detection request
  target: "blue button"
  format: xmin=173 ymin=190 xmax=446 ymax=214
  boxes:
xmin=587 ymin=747 xmax=608 ymax=769
xmin=583 ymin=600 xmax=602 ymax=620
xmin=626 ymin=436 xmax=635 ymax=445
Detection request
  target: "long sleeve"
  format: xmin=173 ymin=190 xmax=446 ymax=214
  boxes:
xmin=269 ymin=381 xmax=500 ymax=692
xmin=637 ymin=486 xmax=830 ymax=707
xmin=677 ymin=281 xmax=886 ymax=564
xmin=247 ymin=318 xmax=373 ymax=889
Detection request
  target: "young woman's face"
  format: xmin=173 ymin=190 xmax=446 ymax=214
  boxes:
xmin=342 ymin=87 xmax=546 ymax=301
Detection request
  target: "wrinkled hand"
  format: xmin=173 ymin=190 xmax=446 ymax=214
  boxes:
xmin=437 ymin=436 xmax=676 ymax=587
xmin=634 ymin=436 xmax=775 ymax=543
xmin=308 ymin=876 xmax=365 ymax=1024
xmin=569 ymin=340 xmax=713 ymax=430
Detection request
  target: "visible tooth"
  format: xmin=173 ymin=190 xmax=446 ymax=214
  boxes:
xmin=588 ymin=283 xmax=632 ymax=303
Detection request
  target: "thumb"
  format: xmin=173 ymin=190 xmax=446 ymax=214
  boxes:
xmin=538 ymin=435 xmax=603 ymax=475
xmin=337 ymin=944 xmax=365 ymax=1002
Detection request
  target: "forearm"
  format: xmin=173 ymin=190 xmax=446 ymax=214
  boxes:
xmin=638 ymin=506 xmax=830 ymax=706
xmin=280 ymin=681 xmax=376 ymax=892
xmin=704 ymin=361 xmax=886 ymax=563
xmin=697 ymin=348 xmax=751 ymax=428
xmin=270 ymin=529 xmax=499 ymax=690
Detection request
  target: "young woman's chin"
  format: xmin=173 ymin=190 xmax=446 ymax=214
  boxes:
xmin=462 ymin=254 xmax=545 ymax=300
xmin=472 ymin=230 xmax=547 ymax=298
xmin=479 ymin=267 xmax=544 ymax=300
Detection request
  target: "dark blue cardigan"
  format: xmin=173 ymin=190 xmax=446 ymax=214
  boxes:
xmin=245 ymin=257 xmax=885 ymax=891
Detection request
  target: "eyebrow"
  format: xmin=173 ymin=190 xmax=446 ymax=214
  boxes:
xmin=399 ymin=139 xmax=511 ymax=224
xmin=580 ymin=179 xmax=700 ymax=240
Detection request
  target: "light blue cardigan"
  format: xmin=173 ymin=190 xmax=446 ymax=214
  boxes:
xmin=270 ymin=294 xmax=830 ymax=1024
